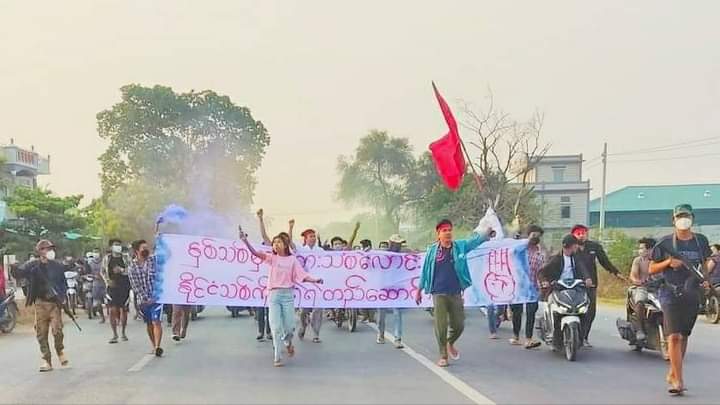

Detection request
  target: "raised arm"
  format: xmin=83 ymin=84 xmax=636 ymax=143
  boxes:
xmin=239 ymin=228 xmax=267 ymax=261
xmin=257 ymin=209 xmax=272 ymax=245
xmin=288 ymin=218 xmax=297 ymax=251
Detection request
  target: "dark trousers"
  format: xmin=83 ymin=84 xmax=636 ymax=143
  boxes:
xmin=255 ymin=307 xmax=270 ymax=336
xmin=510 ymin=302 xmax=539 ymax=339
xmin=583 ymin=288 xmax=597 ymax=340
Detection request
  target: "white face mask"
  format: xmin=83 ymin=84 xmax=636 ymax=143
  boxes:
xmin=675 ymin=217 xmax=692 ymax=231
xmin=112 ymin=245 xmax=122 ymax=254
xmin=46 ymin=250 xmax=56 ymax=261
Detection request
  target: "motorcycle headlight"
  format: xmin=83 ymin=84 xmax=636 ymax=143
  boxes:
xmin=578 ymin=306 xmax=588 ymax=314
xmin=555 ymin=305 xmax=569 ymax=314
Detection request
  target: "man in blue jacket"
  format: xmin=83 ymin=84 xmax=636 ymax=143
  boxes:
xmin=415 ymin=219 xmax=492 ymax=367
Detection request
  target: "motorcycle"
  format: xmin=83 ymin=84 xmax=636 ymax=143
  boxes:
xmin=705 ymin=282 xmax=720 ymax=324
xmin=0 ymin=288 xmax=19 ymax=333
xmin=540 ymin=279 xmax=590 ymax=361
xmin=64 ymin=270 xmax=79 ymax=315
xmin=616 ymin=280 xmax=669 ymax=360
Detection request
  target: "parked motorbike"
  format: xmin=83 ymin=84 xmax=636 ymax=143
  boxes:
xmin=0 ymin=288 xmax=19 ymax=333
xmin=540 ymin=279 xmax=590 ymax=361
xmin=64 ymin=270 xmax=79 ymax=315
xmin=616 ymin=280 xmax=669 ymax=360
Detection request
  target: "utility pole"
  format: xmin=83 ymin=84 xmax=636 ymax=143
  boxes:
xmin=599 ymin=142 xmax=608 ymax=241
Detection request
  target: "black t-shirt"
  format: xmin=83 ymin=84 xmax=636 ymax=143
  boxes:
xmin=652 ymin=233 xmax=711 ymax=303
xmin=108 ymin=255 xmax=129 ymax=286
xmin=31 ymin=263 xmax=53 ymax=301
xmin=432 ymin=246 xmax=461 ymax=295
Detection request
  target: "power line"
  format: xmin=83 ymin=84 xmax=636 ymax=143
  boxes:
xmin=608 ymin=136 xmax=720 ymax=157
xmin=609 ymin=151 xmax=716 ymax=163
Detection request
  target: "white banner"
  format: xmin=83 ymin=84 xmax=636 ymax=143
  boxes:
xmin=154 ymin=234 xmax=538 ymax=308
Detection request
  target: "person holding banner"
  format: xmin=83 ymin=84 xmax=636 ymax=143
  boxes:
xmin=377 ymin=234 xmax=407 ymax=349
xmin=293 ymin=224 xmax=324 ymax=343
xmin=509 ymin=225 xmax=545 ymax=349
xmin=415 ymin=219 xmax=493 ymax=367
xmin=239 ymin=230 xmax=324 ymax=367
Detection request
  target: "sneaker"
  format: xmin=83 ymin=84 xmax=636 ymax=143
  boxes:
xmin=256 ymin=334 xmax=265 ymax=341
xmin=393 ymin=340 xmax=404 ymax=349
xmin=58 ymin=353 xmax=69 ymax=366
xmin=155 ymin=347 xmax=164 ymax=357
xmin=121 ymin=335 xmax=128 ymax=342
xmin=583 ymin=339 xmax=593 ymax=348
xmin=108 ymin=337 xmax=118 ymax=344
xmin=376 ymin=336 xmax=385 ymax=344
xmin=39 ymin=360 xmax=53 ymax=372
xmin=172 ymin=335 xmax=181 ymax=342
xmin=489 ymin=333 xmax=498 ymax=340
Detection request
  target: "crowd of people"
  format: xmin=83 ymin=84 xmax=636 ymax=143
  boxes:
xmin=6 ymin=203 xmax=719 ymax=396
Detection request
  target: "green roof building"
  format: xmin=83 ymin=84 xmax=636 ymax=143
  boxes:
xmin=589 ymin=184 xmax=720 ymax=241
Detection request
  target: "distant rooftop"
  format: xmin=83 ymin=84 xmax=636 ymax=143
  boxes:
xmin=589 ymin=184 xmax=720 ymax=212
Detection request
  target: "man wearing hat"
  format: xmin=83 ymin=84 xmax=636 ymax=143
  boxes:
xmin=650 ymin=204 xmax=712 ymax=395
xmin=376 ymin=234 xmax=407 ymax=348
xmin=15 ymin=240 xmax=69 ymax=372
xmin=570 ymin=223 xmax=626 ymax=347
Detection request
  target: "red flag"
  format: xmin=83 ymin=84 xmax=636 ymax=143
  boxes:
xmin=429 ymin=82 xmax=466 ymax=191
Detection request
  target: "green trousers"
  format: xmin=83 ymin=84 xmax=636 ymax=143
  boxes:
xmin=433 ymin=294 xmax=465 ymax=358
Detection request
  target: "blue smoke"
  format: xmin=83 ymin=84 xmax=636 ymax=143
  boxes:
xmin=156 ymin=204 xmax=189 ymax=225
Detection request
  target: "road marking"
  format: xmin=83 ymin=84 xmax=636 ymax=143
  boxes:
xmin=128 ymin=354 xmax=155 ymax=372
xmin=369 ymin=323 xmax=495 ymax=405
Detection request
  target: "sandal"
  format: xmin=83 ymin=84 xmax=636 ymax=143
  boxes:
xmin=668 ymin=386 xmax=686 ymax=396
xmin=436 ymin=358 xmax=449 ymax=367
xmin=312 ymin=337 xmax=321 ymax=343
xmin=273 ymin=360 xmax=284 ymax=367
xmin=108 ymin=337 xmax=119 ymax=344
xmin=525 ymin=340 xmax=541 ymax=349
xmin=287 ymin=345 xmax=295 ymax=358
xmin=509 ymin=337 xmax=522 ymax=346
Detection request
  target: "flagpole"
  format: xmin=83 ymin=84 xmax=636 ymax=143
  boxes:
xmin=458 ymin=134 xmax=484 ymax=193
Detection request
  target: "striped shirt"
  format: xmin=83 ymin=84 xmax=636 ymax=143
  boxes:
xmin=128 ymin=256 xmax=157 ymax=303
xmin=528 ymin=245 xmax=546 ymax=290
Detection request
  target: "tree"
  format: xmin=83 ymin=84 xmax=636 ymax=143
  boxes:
xmin=462 ymin=91 xmax=550 ymax=229
xmin=97 ymin=84 xmax=271 ymax=212
xmin=408 ymin=152 xmax=541 ymax=247
xmin=1 ymin=188 xmax=87 ymax=256
xmin=336 ymin=130 xmax=415 ymax=233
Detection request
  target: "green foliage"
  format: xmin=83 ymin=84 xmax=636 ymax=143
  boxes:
xmin=1 ymin=188 xmax=88 ymax=257
xmin=596 ymin=228 xmax=637 ymax=299
xmin=93 ymin=84 xmax=271 ymax=241
xmin=97 ymin=84 xmax=270 ymax=211
xmin=337 ymin=130 xmax=415 ymax=232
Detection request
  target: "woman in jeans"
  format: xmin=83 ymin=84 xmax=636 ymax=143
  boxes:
xmin=240 ymin=231 xmax=323 ymax=367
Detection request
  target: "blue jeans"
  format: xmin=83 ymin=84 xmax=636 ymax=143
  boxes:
xmin=487 ymin=304 xmax=506 ymax=334
xmin=268 ymin=289 xmax=295 ymax=362
xmin=377 ymin=308 xmax=403 ymax=340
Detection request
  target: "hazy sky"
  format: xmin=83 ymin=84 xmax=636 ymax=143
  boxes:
xmin=2 ymin=1 xmax=719 ymax=230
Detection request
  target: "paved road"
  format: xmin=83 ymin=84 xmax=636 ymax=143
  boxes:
xmin=0 ymin=304 xmax=716 ymax=404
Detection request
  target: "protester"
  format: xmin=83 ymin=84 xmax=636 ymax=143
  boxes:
xmin=486 ymin=304 xmax=505 ymax=340
xmin=295 ymin=227 xmax=326 ymax=343
xmin=628 ymin=237 xmax=656 ymax=341
xmin=240 ymin=230 xmax=324 ymax=367
xmin=15 ymin=240 xmax=69 ymax=372
xmin=538 ymin=234 xmax=593 ymax=348
xmin=88 ymin=251 xmax=106 ymax=324
xmin=102 ymin=239 xmax=131 ymax=344
xmin=415 ymin=218 xmax=493 ymax=367
xmin=377 ymin=234 xmax=405 ymax=348
xmin=128 ymin=239 xmax=164 ymax=357
xmin=378 ymin=241 xmax=389 ymax=250
xmin=571 ymin=224 xmax=627 ymax=347
xmin=708 ymin=244 xmax=720 ymax=286
xmin=171 ymin=304 xmax=191 ymax=342
xmin=649 ymin=204 xmax=711 ymax=395
xmin=509 ymin=225 xmax=545 ymax=349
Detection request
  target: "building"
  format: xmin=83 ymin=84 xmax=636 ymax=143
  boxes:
xmin=589 ymin=184 xmax=720 ymax=242
xmin=0 ymin=139 xmax=51 ymax=222
xmin=527 ymin=154 xmax=591 ymax=245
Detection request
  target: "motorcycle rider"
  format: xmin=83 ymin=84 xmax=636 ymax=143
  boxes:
xmin=628 ymin=237 xmax=656 ymax=341
xmin=538 ymin=234 xmax=593 ymax=346
xmin=15 ymin=240 xmax=69 ymax=372
xmin=571 ymin=224 xmax=627 ymax=347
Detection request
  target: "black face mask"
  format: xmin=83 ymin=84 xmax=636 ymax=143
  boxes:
xmin=140 ymin=249 xmax=150 ymax=259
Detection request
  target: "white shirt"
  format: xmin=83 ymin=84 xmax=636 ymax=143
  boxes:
xmin=295 ymin=244 xmax=324 ymax=253
xmin=561 ymin=254 xmax=575 ymax=280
